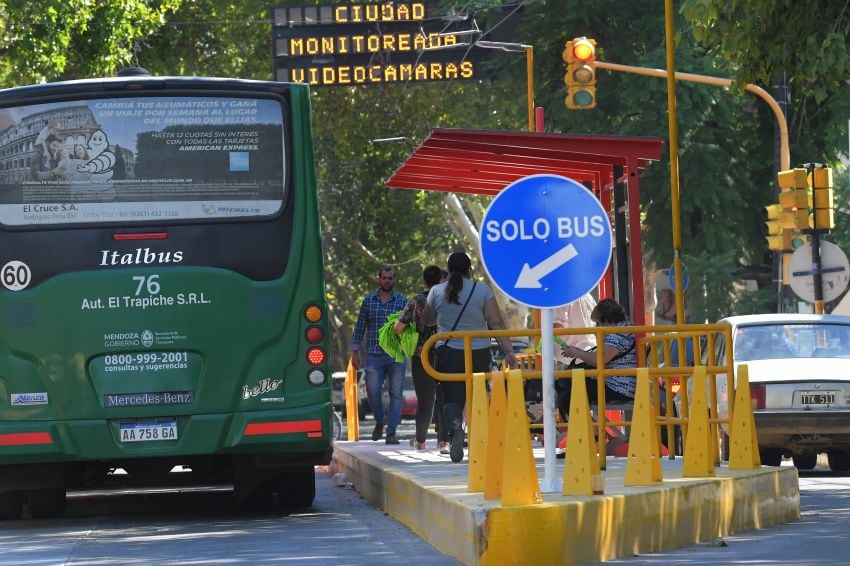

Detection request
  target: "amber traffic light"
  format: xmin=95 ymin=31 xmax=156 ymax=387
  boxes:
xmin=563 ymin=37 xmax=596 ymax=109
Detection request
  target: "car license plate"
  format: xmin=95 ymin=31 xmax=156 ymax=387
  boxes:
xmin=120 ymin=421 xmax=178 ymax=442
xmin=799 ymin=391 xmax=835 ymax=405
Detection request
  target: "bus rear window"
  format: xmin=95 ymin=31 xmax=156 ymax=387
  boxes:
xmin=0 ymin=95 xmax=286 ymax=226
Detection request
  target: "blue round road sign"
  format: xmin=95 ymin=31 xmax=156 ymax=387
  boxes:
xmin=479 ymin=174 xmax=612 ymax=308
xmin=668 ymin=264 xmax=689 ymax=293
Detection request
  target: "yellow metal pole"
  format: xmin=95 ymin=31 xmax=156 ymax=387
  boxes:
xmin=664 ymin=0 xmax=685 ymax=324
xmin=524 ymin=44 xmax=541 ymax=344
xmin=525 ymin=45 xmax=535 ymax=132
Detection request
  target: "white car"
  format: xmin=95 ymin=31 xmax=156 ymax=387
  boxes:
xmin=711 ymin=313 xmax=850 ymax=470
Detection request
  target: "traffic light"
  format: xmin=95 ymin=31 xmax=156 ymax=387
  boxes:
xmin=764 ymin=203 xmax=789 ymax=251
xmin=790 ymin=233 xmax=809 ymax=249
xmin=563 ymin=37 xmax=596 ymax=109
xmin=776 ymin=167 xmax=811 ymax=231
xmin=809 ymin=166 xmax=835 ymax=230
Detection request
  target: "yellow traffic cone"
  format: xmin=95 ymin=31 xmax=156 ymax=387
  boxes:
xmin=728 ymin=363 xmax=761 ymax=469
xmin=624 ymin=368 xmax=663 ymax=486
xmin=468 ymin=372 xmax=489 ymax=492
xmin=563 ymin=369 xmax=600 ymax=495
xmin=501 ymin=369 xmax=541 ymax=506
xmin=484 ymin=371 xmax=507 ymax=500
xmin=682 ymin=366 xmax=715 ymax=477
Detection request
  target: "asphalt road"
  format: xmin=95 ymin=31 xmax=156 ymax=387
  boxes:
xmin=606 ymin=463 xmax=850 ymax=565
xmin=0 ymin=464 xmax=459 ymax=565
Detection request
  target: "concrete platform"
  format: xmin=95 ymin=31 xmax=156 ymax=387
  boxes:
xmin=331 ymin=440 xmax=800 ymax=565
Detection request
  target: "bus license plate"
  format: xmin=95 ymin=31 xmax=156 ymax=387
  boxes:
xmin=800 ymin=391 xmax=835 ymax=406
xmin=120 ymin=422 xmax=178 ymax=442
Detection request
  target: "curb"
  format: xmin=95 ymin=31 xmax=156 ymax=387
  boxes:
xmin=332 ymin=442 xmax=800 ymax=565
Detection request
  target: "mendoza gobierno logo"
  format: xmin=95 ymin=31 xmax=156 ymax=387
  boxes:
xmin=103 ymin=330 xmax=155 ymax=348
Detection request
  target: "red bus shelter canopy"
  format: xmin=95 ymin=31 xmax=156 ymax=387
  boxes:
xmin=385 ymin=129 xmax=662 ymax=195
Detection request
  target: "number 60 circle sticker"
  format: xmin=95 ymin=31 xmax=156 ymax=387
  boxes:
xmin=2 ymin=260 xmax=32 ymax=291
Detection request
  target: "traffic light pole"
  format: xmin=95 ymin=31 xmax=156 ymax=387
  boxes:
xmin=810 ymin=231 xmax=825 ymax=313
xmin=594 ymin=61 xmax=790 ymax=171
xmin=663 ymin=0 xmax=686 ymax=324
xmin=595 ymin=58 xmax=792 ymax=315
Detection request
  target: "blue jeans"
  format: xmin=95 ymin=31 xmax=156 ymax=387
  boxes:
xmin=436 ymin=347 xmax=492 ymax=433
xmin=364 ymin=353 xmax=405 ymax=435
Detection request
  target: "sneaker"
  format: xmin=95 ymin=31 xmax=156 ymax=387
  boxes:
xmin=450 ymin=429 xmax=464 ymax=463
xmin=438 ymin=441 xmax=449 ymax=455
xmin=385 ymin=434 xmax=399 ymax=445
xmin=409 ymin=439 xmax=427 ymax=452
xmin=371 ymin=422 xmax=384 ymax=441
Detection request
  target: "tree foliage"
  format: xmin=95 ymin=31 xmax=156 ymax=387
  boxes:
xmin=0 ymin=0 xmax=181 ymax=84
xmin=681 ymin=0 xmax=850 ymax=311
xmin=681 ymin=0 xmax=850 ymax=165
xmin=138 ymin=1 xmax=271 ymax=79
xmin=681 ymin=0 xmax=850 ymax=103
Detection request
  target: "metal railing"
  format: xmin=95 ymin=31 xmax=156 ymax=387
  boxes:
xmin=420 ymin=323 xmax=737 ymax=471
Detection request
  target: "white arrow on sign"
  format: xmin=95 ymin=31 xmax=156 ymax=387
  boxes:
xmin=515 ymin=243 xmax=579 ymax=288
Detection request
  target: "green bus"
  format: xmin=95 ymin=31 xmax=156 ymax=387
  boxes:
xmin=0 ymin=74 xmax=332 ymax=518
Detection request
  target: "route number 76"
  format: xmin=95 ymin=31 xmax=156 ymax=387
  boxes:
xmin=133 ymin=275 xmax=161 ymax=296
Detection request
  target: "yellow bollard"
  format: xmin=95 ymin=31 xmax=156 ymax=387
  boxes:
xmin=484 ymin=371 xmax=507 ymax=500
xmin=562 ymin=369 xmax=601 ymax=495
xmin=682 ymin=366 xmax=715 ymax=477
xmin=728 ymin=364 xmax=761 ymax=469
xmin=345 ymin=359 xmax=359 ymax=441
xmin=501 ymin=369 xmax=541 ymax=506
xmin=468 ymin=372 xmax=489 ymax=492
xmin=624 ymin=368 xmax=663 ymax=486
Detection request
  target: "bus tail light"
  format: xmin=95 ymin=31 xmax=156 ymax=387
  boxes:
xmin=0 ymin=432 xmax=52 ymax=446
xmin=304 ymin=305 xmax=323 ymax=323
xmin=750 ymin=383 xmax=766 ymax=409
xmin=306 ymin=347 xmax=325 ymax=366
xmin=305 ymin=326 xmax=323 ymax=343
xmin=243 ymin=419 xmax=322 ymax=436
xmin=307 ymin=369 xmax=325 ymax=386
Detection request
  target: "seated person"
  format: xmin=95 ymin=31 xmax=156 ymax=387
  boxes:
xmin=558 ymin=298 xmax=636 ymax=421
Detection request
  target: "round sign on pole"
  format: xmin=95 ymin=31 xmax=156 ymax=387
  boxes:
xmin=788 ymin=241 xmax=850 ymax=303
xmin=668 ymin=263 xmax=689 ymax=293
xmin=479 ymin=174 xmax=612 ymax=308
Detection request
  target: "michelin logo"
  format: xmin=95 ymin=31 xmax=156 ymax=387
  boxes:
xmin=11 ymin=392 xmax=48 ymax=406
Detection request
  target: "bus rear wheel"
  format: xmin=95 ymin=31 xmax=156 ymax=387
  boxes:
xmin=0 ymin=490 xmax=23 ymax=520
xmin=276 ymin=467 xmax=315 ymax=508
xmin=28 ymin=488 xmax=67 ymax=519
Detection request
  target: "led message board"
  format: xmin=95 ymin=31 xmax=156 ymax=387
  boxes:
xmin=272 ymin=2 xmax=488 ymax=87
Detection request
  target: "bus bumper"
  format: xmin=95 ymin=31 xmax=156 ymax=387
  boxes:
xmin=0 ymin=404 xmax=333 ymax=466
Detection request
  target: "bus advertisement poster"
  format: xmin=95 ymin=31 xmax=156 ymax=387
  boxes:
xmin=0 ymin=96 xmax=287 ymax=226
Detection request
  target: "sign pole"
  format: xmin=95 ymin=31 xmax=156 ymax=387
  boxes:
xmin=811 ymin=231 xmax=825 ymax=314
xmin=540 ymin=308 xmax=559 ymax=492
